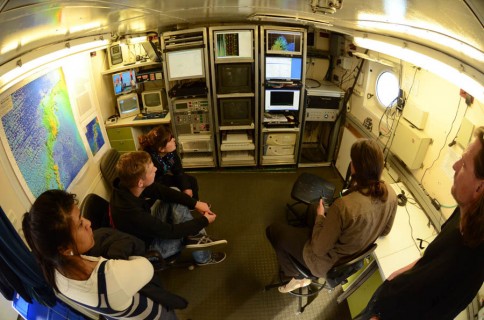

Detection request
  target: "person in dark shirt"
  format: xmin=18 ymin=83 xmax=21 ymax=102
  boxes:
xmin=139 ymin=125 xmax=199 ymax=199
xmin=110 ymin=151 xmax=226 ymax=266
xmin=355 ymin=126 xmax=484 ymax=320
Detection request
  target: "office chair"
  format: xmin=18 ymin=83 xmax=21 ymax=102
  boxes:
xmin=290 ymin=243 xmax=378 ymax=314
xmin=100 ymin=148 xmax=121 ymax=190
xmin=286 ymin=172 xmax=336 ymax=227
xmin=265 ymin=243 xmax=377 ymax=314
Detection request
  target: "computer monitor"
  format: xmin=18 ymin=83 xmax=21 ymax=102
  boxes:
xmin=265 ymin=56 xmax=302 ymax=81
xmin=214 ymin=30 xmax=253 ymax=61
xmin=117 ymin=92 xmax=140 ymax=118
xmin=219 ymin=98 xmax=253 ymax=126
xmin=217 ymin=63 xmax=252 ymax=94
xmin=141 ymin=90 xmax=165 ymax=113
xmin=265 ymin=89 xmax=300 ymax=112
xmin=266 ymin=30 xmax=303 ymax=55
xmin=166 ymin=48 xmax=205 ymax=81
xmin=112 ymin=69 xmax=136 ymax=95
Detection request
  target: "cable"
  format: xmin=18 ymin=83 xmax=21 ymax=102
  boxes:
xmin=420 ymin=97 xmax=462 ymax=184
xmin=404 ymin=202 xmax=421 ymax=254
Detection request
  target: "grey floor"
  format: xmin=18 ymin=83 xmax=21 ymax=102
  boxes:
xmin=158 ymin=166 xmax=351 ymax=320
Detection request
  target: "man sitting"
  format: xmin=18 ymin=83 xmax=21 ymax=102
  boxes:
xmin=110 ymin=151 xmax=227 ymax=266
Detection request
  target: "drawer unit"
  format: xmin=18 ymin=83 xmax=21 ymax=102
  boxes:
xmin=106 ymin=127 xmax=141 ymax=153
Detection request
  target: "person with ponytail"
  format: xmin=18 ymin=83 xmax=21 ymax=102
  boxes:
xmin=138 ymin=125 xmax=199 ymax=199
xmin=22 ymin=190 xmax=179 ymax=319
xmin=266 ymin=139 xmax=397 ymax=293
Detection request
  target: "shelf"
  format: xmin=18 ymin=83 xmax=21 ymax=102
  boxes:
xmin=216 ymin=92 xmax=254 ymax=99
xmin=101 ymin=61 xmax=161 ymax=75
xmin=219 ymin=123 xmax=255 ymax=130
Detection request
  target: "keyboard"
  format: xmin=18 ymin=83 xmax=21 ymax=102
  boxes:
xmin=133 ymin=112 xmax=167 ymax=121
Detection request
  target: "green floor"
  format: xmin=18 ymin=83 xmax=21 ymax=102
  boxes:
xmin=157 ymin=166 xmax=352 ymax=320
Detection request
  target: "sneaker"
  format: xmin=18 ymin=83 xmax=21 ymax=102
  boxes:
xmin=278 ymin=278 xmax=312 ymax=293
xmin=185 ymin=234 xmax=227 ymax=249
xmin=196 ymin=252 xmax=226 ymax=266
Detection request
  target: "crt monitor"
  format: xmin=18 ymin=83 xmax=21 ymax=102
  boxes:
xmin=141 ymin=90 xmax=165 ymax=113
xmin=217 ymin=63 xmax=252 ymax=94
xmin=166 ymin=48 xmax=205 ymax=81
xmin=265 ymin=89 xmax=300 ymax=112
xmin=112 ymin=69 xmax=136 ymax=95
xmin=265 ymin=56 xmax=302 ymax=81
xmin=219 ymin=98 xmax=253 ymax=126
xmin=117 ymin=93 xmax=140 ymax=118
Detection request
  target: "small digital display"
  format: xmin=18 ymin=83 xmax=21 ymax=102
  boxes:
xmin=266 ymin=56 xmax=302 ymax=81
xmin=112 ymin=70 xmax=136 ymax=95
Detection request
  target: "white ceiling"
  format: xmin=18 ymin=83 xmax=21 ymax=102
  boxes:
xmin=0 ymin=0 xmax=482 ymax=72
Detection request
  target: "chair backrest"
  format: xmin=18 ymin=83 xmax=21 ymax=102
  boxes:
xmin=326 ymin=243 xmax=377 ymax=288
xmin=80 ymin=193 xmax=111 ymax=230
xmin=100 ymin=148 xmax=120 ymax=188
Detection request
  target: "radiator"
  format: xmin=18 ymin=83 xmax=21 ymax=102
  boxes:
xmin=391 ymin=120 xmax=431 ymax=170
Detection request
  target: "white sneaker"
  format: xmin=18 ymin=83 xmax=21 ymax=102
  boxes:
xmin=185 ymin=235 xmax=227 ymax=249
xmin=278 ymin=278 xmax=312 ymax=293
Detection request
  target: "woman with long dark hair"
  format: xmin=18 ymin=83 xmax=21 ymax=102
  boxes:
xmin=22 ymin=189 xmax=177 ymax=319
xmin=266 ymin=139 xmax=397 ymax=293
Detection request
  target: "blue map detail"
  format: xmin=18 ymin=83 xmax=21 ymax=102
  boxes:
xmin=2 ymin=68 xmax=88 ymax=198
xmin=85 ymin=117 xmax=105 ymax=156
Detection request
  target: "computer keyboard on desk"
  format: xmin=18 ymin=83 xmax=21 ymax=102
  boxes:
xmin=133 ymin=112 xmax=167 ymax=121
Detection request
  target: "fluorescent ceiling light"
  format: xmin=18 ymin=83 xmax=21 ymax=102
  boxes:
xmin=353 ymin=34 xmax=484 ymax=102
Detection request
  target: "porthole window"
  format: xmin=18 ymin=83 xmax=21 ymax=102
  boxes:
xmin=375 ymin=71 xmax=399 ymax=108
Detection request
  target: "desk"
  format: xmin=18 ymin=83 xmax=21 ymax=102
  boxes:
xmin=344 ymin=183 xmax=437 ymax=316
xmin=105 ymin=113 xmax=171 ymax=129
xmin=104 ymin=113 xmax=171 ymax=153
xmin=374 ymin=183 xmax=437 ymax=279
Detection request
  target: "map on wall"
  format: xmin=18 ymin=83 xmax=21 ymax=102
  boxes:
xmin=1 ymin=68 xmax=88 ymax=199
xmin=85 ymin=116 xmax=105 ymax=156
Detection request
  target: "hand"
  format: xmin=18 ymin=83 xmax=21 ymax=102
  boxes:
xmin=202 ymin=211 xmax=216 ymax=223
xmin=183 ymin=189 xmax=194 ymax=197
xmin=195 ymin=201 xmax=213 ymax=214
xmin=316 ymin=198 xmax=325 ymax=217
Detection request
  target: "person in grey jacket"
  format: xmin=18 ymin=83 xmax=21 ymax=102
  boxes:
xmin=266 ymin=139 xmax=397 ymax=293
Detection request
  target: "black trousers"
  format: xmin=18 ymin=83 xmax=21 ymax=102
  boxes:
xmin=266 ymin=203 xmax=319 ymax=278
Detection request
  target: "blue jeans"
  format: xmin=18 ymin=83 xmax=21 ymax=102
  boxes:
xmin=149 ymin=200 xmax=211 ymax=264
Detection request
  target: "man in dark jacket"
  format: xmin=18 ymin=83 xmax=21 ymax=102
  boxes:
xmin=110 ymin=151 xmax=227 ymax=266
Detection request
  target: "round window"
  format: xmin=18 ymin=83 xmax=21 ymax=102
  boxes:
xmin=375 ymin=71 xmax=399 ymax=108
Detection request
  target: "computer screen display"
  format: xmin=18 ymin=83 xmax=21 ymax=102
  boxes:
xmin=117 ymin=93 xmax=140 ymax=118
xmin=219 ymin=98 xmax=253 ymax=126
xmin=141 ymin=90 xmax=164 ymax=113
xmin=215 ymin=30 xmax=253 ymax=60
xmin=112 ymin=69 xmax=136 ymax=95
xmin=166 ymin=48 xmax=205 ymax=81
xmin=265 ymin=56 xmax=302 ymax=81
xmin=265 ymin=89 xmax=300 ymax=111
xmin=266 ymin=30 xmax=303 ymax=55
xmin=217 ymin=63 xmax=252 ymax=94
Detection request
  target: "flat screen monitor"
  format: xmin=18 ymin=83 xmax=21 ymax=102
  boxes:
xmin=219 ymin=98 xmax=253 ymax=126
xmin=265 ymin=56 xmax=302 ymax=81
xmin=166 ymin=48 xmax=205 ymax=81
xmin=214 ymin=30 xmax=253 ymax=60
xmin=217 ymin=63 xmax=252 ymax=94
xmin=117 ymin=92 xmax=140 ymax=118
xmin=141 ymin=90 xmax=164 ymax=113
xmin=266 ymin=30 xmax=303 ymax=55
xmin=112 ymin=69 xmax=136 ymax=95
xmin=265 ymin=89 xmax=300 ymax=112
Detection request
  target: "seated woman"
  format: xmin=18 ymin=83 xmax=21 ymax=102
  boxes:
xmin=266 ymin=139 xmax=398 ymax=293
xmin=139 ymin=125 xmax=199 ymax=199
xmin=22 ymin=189 xmax=179 ymax=319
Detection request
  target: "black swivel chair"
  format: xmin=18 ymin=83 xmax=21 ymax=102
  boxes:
xmin=286 ymin=172 xmax=336 ymax=227
xmin=80 ymin=193 xmax=111 ymax=230
xmin=287 ymin=243 xmax=378 ymax=314
xmin=100 ymin=148 xmax=121 ymax=191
